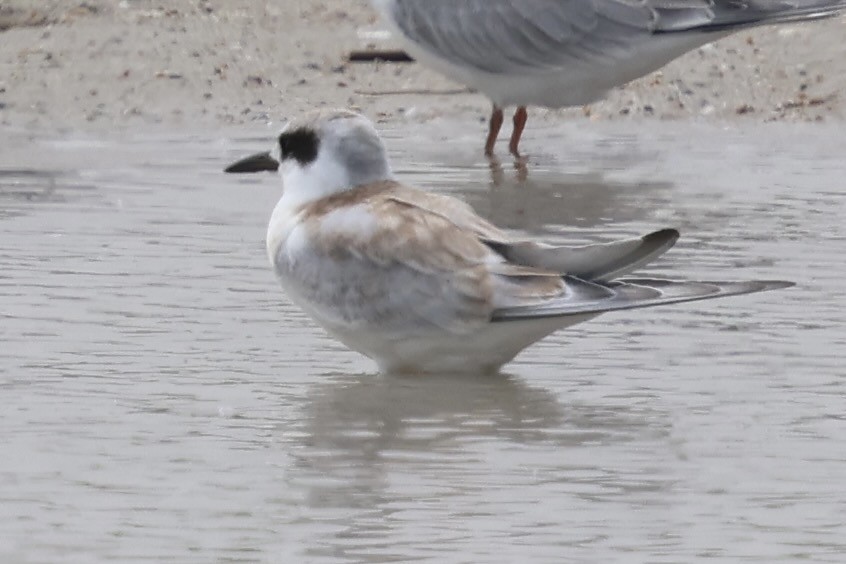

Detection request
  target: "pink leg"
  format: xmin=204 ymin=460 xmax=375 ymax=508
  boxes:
xmin=485 ymin=105 xmax=504 ymax=156
xmin=509 ymin=106 xmax=528 ymax=157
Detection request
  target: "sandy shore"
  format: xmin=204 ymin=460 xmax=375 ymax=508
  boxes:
xmin=1 ymin=1 xmax=845 ymax=135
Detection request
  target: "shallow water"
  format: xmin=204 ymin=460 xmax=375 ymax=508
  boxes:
xmin=1 ymin=120 xmax=844 ymax=563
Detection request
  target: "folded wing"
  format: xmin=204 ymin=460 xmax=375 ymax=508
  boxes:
xmin=378 ymin=0 xmax=846 ymax=74
xmin=297 ymin=191 xmax=562 ymax=333
xmin=492 ymin=277 xmax=794 ymax=321
xmin=484 ymin=228 xmax=679 ymax=281
xmin=301 ymin=184 xmax=792 ymax=329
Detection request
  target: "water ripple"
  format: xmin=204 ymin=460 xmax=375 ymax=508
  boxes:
xmin=0 ymin=122 xmax=844 ymax=563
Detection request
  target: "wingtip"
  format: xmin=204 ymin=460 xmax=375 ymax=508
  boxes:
xmin=644 ymin=227 xmax=681 ymax=245
xmin=635 ymin=228 xmax=680 ymax=262
xmin=758 ymin=280 xmax=795 ymax=292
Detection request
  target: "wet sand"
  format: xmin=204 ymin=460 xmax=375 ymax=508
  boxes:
xmin=1 ymin=1 xmax=845 ymax=135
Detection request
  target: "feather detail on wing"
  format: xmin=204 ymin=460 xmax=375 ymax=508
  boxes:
xmin=295 ymin=183 xmax=564 ymax=332
xmin=294 ymin=181 xmax=791 ymax=330
xmin=378 ymin=0 xmax=846 ymax=74
xmin=492 ymin=277 xmax=794 ymax=322
xmin=384 ymin=187 xmax=509 ymax=242
xmin=483 ymin=228 xmax=679 ymax=281
xmin=655 ymin=0 xmax=846 ymax=33
xmin=380 ymin=0 xmax=652 ymax=74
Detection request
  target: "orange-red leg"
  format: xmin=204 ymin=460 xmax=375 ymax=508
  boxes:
xmin=509 ymin=106 xmax=528 ymax=157
xmin=484 ymin=105 xmax=504 ymax=156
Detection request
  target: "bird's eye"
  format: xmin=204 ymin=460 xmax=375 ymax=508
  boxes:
xmin=278 ymin=128 xmax=319 ymax=165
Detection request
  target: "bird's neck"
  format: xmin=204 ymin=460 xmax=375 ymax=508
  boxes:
xmin=278 ymin=151 xmax=392 ymax=210
xmin=265 ymin=152 xmax=392 ymax=268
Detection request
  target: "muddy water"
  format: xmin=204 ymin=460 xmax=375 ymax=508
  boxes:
xmin=1 ymin=120 xmax=844 ymax=563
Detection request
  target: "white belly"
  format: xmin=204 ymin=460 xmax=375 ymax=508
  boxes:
xmin=396 ymin=31 xmax=727 ymax=108
xmin=327 ymin=313 xmax=601 ymax=374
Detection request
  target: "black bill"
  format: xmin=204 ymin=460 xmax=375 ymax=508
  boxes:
xmin=224 ymin=151 xmax=280 ymax=173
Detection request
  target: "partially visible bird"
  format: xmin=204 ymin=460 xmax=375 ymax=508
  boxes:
xmin=371 ymin=0 xmax=846 ymax=156
xmin=225 ymin=109 xmax=792 ymax=374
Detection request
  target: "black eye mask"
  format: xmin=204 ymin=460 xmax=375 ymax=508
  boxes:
xmin=278 ymin=128 xmax=320 ymax=166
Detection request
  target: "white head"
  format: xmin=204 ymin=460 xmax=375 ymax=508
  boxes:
xmin=273 ymin=109 xmax=394 ymax=208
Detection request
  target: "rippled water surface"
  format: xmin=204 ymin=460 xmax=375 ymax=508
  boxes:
xmin=1 ymin=120 xmax=844 ymax=563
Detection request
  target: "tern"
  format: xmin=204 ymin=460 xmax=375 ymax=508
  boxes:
xmin=371 ymin=0 xmax=846 ymax=156
xmin=226 ymin=109 xmax=792 ymax=374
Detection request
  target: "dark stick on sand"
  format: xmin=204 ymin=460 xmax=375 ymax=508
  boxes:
xmin=347 ymin=50 xmax=415 ymax=63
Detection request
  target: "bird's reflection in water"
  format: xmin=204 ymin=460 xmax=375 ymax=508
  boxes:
xmin=465 ymin=159 xmax=674 ymax=235
xmin=392 ymin=138 xmax=675 ymax=236
xmin=0 ymin=169 xmax=69 ymax=221
xmin=302 ymin=372 xmax=565 ymax=456
xmin=282 ymin=371 xmax=674 ymax=560
xmin=487 ymin=154 xmax=529 ymax=187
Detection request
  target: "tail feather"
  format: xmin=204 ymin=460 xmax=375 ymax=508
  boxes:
xmin=485 ymin=228 xmax=679 ymax=282
xmin=491 ymin=277 xmax=793 ymax=322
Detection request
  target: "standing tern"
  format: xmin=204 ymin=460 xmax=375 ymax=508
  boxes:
xmin=371 ymin=0 xmax=846 ymax=156
xmin=225 ymin=109 xmax=792 ymax=374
